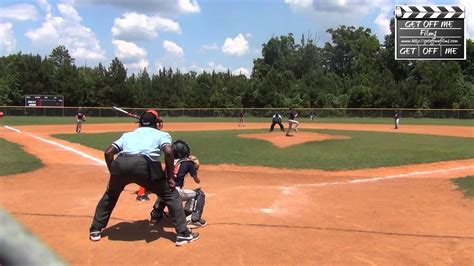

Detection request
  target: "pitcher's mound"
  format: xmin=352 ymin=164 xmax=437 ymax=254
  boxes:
xmin=238 ymin=131 xmax=351 ymax=148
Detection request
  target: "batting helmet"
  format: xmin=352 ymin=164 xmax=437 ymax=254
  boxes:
xmin=139 ymin=109 xmax=163 ymax=129
xmin=172 ymin=140 xmax=190 ymax=159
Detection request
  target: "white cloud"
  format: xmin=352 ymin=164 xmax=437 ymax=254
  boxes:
xmin=222 ymin=33 xmax=249 ymax=56
xmin=125 ymin=58 xmax=150 ymax=74
xmin=25 ymin=2 xmax=105 ymax=64
xmin=374 ymin=5 xmax=392 ymax=37
xmin=112 ymin=12 xmax=181 ymax=42
xmin=458 ymin=0 xmax=474 ymax=38
xmin=207 ymin=61 xmax=227 ymax=72
xmin=37 ymin=0 xmax=52 ymax=13
xmin=284 ymin=0 xmax=314 ymax=9
xmin=112 ymin=39 xmax=147 ymax=60
xmin=0 ymin=4 xmax=38 ymax=21
xmin=233 ymin=67 xmax=250 ymax=77
xmin=112 ymin=40 xmax=149 ymax=73
xmin=200 ymin=43 xmax=219 ymax=51
xmin=163 ymin=40 xmax=184 ymax=58
xmin=0 ymin=22 xmax=16 ymax=54
xmin=188 ymin=61 xmax=231 ymax=74
xmin=76 ymin=0 xmax=200 ymax=14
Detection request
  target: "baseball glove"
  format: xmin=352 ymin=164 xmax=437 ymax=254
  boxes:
xmin=189 ymin=155 xmax=200 ymax=170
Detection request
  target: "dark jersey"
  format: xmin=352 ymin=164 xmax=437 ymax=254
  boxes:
xmin=272 ymin=114 xmax=282 ymax=123
xmin=288 ymin=110 xmax=297 ymax=120
xmin=175 ymin=160 xmax=197 ymax=188
xmin=76 ymin=111 xmax=85 ymax=120
xmin=394 ymin=112 xmax=400 ymax=119
xmin=238 ymin=112 xmax=244 ymax=118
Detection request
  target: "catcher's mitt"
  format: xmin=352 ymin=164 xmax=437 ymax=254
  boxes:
xmin=189 ymin=155 xmax=200 ymax=170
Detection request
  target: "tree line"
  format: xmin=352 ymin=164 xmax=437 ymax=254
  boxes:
xmin=0 ymin=19 xmax=472 ymax=109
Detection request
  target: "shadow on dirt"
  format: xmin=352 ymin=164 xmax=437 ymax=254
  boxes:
xmin=11 ymin=212 xmax=176 ymax=243
xmin=102 ymin=220 xmax=175 ymax=243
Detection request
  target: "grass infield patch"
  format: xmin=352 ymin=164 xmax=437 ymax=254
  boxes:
xmin=0 ymin=138 xmax=43 ymax=176
xmin=53 ymin=129 xmax=474 ymax=170
xmin=453 ymin=176 xmax=474 ymax=198
xmin=1 ymin=116 xmax=473 ymax=126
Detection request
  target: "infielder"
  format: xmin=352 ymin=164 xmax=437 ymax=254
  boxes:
xmin=150 ymin=140 xmax=207 ymax=229
xmin=285 ymin=107 xmax=299 ymax=136
xmin=89 ymin=110 xmax=199 ymax=246
xmin=75 ymin=108 xmax=86 ymax=133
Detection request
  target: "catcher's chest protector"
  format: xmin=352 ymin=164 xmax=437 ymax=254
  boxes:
xmin=173 ymin=158 xmax=192 ymax=177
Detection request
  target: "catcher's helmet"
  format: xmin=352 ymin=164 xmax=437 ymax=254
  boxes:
xmin=172 ymin=140 xmax=190 ymax=159
xmin=139 ymin=109 xmax=163 ymax=129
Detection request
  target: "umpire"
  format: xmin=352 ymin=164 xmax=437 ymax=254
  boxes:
xmin=269 ymin=112 xmax=284 ymax=132
xmin=89 ymin=110 xmax=199 ymax=246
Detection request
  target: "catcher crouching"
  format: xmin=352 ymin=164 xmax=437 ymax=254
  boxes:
xmin=150 ymin=140 xmax=207 ymax=228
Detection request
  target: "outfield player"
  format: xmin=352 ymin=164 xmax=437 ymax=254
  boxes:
xmin=238 ymin=111 xmax=245 ymax=127
xmin=75 ymin=108 xmax=86 ymax=133
xmin=394 ymin=110 xmax=401 ymax=129
xmin=285 ymin=107 xmax=299 ymax=136
xmin=150 ymin=140 xmax=207 ymax=228
xmin=89 ymin=110 xmax=199 ymax=246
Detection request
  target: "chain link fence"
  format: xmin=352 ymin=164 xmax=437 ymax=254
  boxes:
xmin=1 ymin=106 xmax=473 ymax=119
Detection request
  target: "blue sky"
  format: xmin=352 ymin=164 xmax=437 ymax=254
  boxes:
xmin=0 ymin=0 xmax=471 ymax=76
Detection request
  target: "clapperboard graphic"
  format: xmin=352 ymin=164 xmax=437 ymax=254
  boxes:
xmin=395 ymin=5 xmax=466 ymax=60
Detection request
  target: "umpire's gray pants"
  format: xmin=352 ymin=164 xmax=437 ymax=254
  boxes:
xmin=90 ymin=155 xmax=189 ymax=234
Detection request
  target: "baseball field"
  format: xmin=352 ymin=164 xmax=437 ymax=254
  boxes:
xmin=1 ymin=118 xmax=474 ymax=265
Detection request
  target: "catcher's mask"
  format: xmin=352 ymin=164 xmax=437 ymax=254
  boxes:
xmin=172 ymin=140 xmax=190 ymax=159
xmin=139 ymin=109 xmax=163 ymax=129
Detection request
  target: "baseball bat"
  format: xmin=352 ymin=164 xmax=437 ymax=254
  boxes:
xmin=113 ymin=106 xmax=140 ymax=119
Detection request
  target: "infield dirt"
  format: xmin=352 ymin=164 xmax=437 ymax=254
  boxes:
xmin=1 ymin=122 xmax=473 ymax=265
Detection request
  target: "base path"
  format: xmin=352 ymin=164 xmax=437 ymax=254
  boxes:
xmin=1 ymin=122 xmax=473 ymax=265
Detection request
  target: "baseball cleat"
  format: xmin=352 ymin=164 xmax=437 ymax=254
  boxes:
xmin=187 ymin=219 xmax=207 ymax=229
xmin=175 ymin=231 xmax=199 ymax=246
xmin=89 ymin=231 xmax=101 ymax=241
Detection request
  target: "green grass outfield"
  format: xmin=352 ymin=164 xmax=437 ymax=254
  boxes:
xmin=0 ymin=138 xmax=43 ymax=176
xmin=1 ymin=116 xmax=473 ymax=126
xmin=453 ymin=176 xmax=474 ymax=198
xmin=53 ymin=129 xmax=474 ymax=170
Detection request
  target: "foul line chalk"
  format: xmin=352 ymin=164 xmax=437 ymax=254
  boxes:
xmin=4 ymin=125 xmax=22 ymax=133
xmin=281 ymin=166 xmax=474 ymax=190
xmin=31 ymin=135 xmax=106 ymax=166
xmin=5 ymin=125 xmax=104 ymax=166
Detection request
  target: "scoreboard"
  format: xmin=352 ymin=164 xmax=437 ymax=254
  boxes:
xmin=25 ymin=95 xmax=64 ymax=107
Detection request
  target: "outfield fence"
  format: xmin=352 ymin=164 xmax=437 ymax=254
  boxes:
xmin=0 ymin=106 xmax=473 ymax=119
